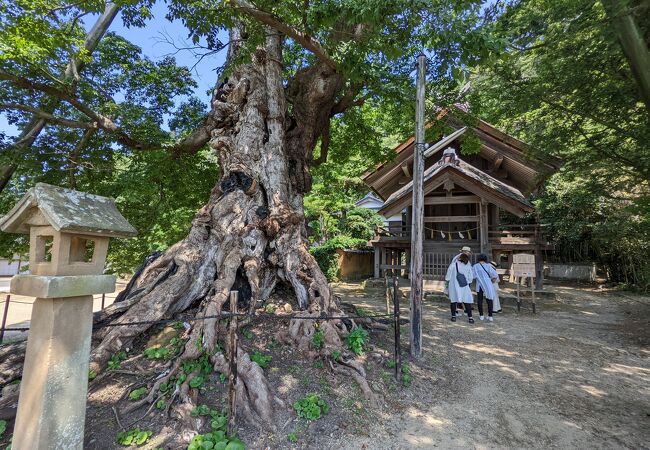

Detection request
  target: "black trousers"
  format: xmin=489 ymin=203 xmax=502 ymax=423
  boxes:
xmin=451 ymin=302 xmax=473 ymax=318
xmin=476 ymin=289 xmax=494 ymax=317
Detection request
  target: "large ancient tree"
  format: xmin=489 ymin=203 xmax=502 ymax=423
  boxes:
xmin=0 ymin=0 xmax=493 ymax=429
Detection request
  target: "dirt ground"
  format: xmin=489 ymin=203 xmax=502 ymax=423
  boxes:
xmin=2 ymin=280 xmax=649 ymax=449
xmin=328 ymin=281 xmax=650 ymax=450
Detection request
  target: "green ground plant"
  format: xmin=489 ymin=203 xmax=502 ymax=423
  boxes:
xmin=128 ymin=387 xmax=147 ymax=401
xmin=143 ymin=347 xmax=171 ymax=360
xmin=312 ymin=329 xmax=324 ymax=350
xmin=250 ymin=351 xmax=272 ymax=369
xmin=108 ymin=351 xmax=127 ymax=370
xmin=347 ymin=328 xmax=369 ymax=355
xmin=187 ymin=405 xmax=244 ymax=450
xmin=116 ymin=428 xmax=152 ymax=447
xmin=293 ymin=394 xmax=330 ymax=421
xmin=401 ymin=364 xmax=412 ymax=387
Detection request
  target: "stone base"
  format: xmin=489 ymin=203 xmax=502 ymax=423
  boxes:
xmin=10 ymin=274 xmax=116 ymax=298
xmin=12 ymin=295 xmax=93 ymax=450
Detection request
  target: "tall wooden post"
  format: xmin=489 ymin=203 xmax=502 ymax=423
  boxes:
xmin=409 ymin=54 xmax=426 ymax=359
xmin=479 ymin=200 xmax=489 ymax=254
xmin=227 ymin=291 xmax=239 ymax=437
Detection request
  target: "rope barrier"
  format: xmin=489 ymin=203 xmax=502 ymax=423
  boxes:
xmin=0 ymin=311 xmax=394 ymax=333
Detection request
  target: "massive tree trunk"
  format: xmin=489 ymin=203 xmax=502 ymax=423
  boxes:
xmin=75 ymin=30 xmax=369 ymax=429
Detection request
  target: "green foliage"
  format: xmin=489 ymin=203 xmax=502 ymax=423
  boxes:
xmin=264 ymin=304 xmax=275 ymax=314
xmin=312 ymin=329 xmax=325 ymax=350
xmin=331 ymin=350 xmax=342 ymax=362
xmin=250 ymin=351 xmax=272 ymax=369
xmin=182 ymin=354 xmax=213 ymax=377
xmin=116 ymin=428 xmax=152 ymax=447
xmin=0 ymin=420 xmax=6 ymax=438
xmin=469 ymin=0 xmax=650 ymax=290
xmin=143 ymin=347 xmax=171 ymax=360
xmin=287 ymin=432 xmax=298 ymax=443
xmin=293 ymin=394 xmax=330 ymax=421
xmin=189 ymin=375 xmax=205 ymax=389
xmin=310 ymin=236 xmax=368 ymax=282
xmin=155 ymin=399 xmax=166 ymax=410
xmin=186 ymin=406 xmax=244 ymax=450
xmin=108 ymin=351 xmax=127 ymax=370
xmin=401 ymin=364 xmax=412 ymax=387
xmin=128 ymin=387 xmax=147 ymax=401
xmin=242 ymin=330 xmax=254 ymax=340
xmin=347 ymin=328 xmax=369 ymax=356
xmin=88 ymin=370 xmax=97 ymax=381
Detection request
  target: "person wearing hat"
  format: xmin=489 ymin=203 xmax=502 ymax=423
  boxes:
xmin=445 ymin=252 xmax=475 ymax=323
xmin=449 ymin=246 xmax=473 ymax=317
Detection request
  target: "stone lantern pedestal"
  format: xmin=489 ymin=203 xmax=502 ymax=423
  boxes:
xmin=10 ymin=276 xmax=115 ymax=449
xmin=0 ymin=183 xmax=137 ymax=450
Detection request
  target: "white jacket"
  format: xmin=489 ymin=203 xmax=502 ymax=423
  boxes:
xmin=446 ymin=260 xmax=474 ymax=303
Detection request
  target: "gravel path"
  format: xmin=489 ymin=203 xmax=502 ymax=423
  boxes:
xmin=330 ymin=282 xmax=650 ymax=449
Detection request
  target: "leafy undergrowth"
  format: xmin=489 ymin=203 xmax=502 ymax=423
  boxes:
xmin=77 ymin=288 xmax=415 ymax=449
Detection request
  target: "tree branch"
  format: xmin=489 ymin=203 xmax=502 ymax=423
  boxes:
xmin=331 ymin=84 xmax=368 ymax=115
xmin=0 ymin=103 xmax=97 ymax=129
xmin=313 ymin=120 xmax=330 ymax=166
xmin=0 ymin=70 xmax=160 ymax=150
xmin=229 ymin=0 xmax=338 ymax=71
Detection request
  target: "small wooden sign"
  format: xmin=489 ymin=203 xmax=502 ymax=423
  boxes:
xmin=512 ymin=253 xmax=536 ymax=278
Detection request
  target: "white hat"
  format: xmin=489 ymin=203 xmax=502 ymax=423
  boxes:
xmin=460 ymin=246 xmax=472 ymax=253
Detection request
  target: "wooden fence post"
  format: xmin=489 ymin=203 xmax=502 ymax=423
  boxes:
xmin=393 ymin=276 xmax=401 ymax=382
xmin=0 ymin=294 xmax=10 ymax=343
xmin=101 ymin=293 xmax=105 ymax=309
xmin=385 ymin=275 xmax=391 ymax=314
xmin=227 ymin=290 xmax=239 ymax=437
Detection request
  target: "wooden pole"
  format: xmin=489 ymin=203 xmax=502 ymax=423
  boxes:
xmin=531 ymin=277 xmax=536 ymax=314
xmin=101 ymin=293 xmax=105 ymax=309
xmin=393 ymin=276 xmax=401 ymax=381
xmin=0 ymin=294 xmax=10 ymax=343
xmin=385 ymin=275 xmax=391 ymax=314
xmin=409 ymin=54 xmax=426 ymax=359
xmin=227 ymin=290 xmax=239 ymax=437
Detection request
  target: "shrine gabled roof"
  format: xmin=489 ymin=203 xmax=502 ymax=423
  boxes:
xmin=363 ymin=110 xmax=561 ymax=200
xmin=379 ymin=158 xmax=534 ymax=218
xmin=0 ymin=183 xmax=137 ymax=237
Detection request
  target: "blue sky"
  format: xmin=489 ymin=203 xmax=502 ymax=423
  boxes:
xmin=0 ymin=1 xmax=228 ymax=137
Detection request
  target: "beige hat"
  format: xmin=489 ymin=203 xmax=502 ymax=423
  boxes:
xmin=460 ymin=246 xmax=472 ymax=253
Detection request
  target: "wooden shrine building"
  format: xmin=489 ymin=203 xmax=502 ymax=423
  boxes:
xmin=363 ymin=113 xmax=561 ymax=283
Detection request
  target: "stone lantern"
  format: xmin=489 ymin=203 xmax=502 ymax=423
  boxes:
xmin=0 ymin=183 xmax=136 ymax=450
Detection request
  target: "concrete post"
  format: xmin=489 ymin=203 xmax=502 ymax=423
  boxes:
xmin=11 ymin=275 xmax=115 ymax=450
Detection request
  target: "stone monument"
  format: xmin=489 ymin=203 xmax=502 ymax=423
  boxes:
xmin=0 ymin=183 xmax=136 ymax=449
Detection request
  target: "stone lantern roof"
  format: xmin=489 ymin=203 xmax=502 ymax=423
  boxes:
xmin=0 ymin=183 xmax=137 ymax=237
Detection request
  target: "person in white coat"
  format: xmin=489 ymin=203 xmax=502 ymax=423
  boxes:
xmin=445 ymin=253 xmax=475 ymax=323
xmin=449 ymin=246 xmax=473 ymax=316
xmin=473 ymin=254 xmax=499 ymax=321
xmin=490 ymin=261 xmax=501 ymax=313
